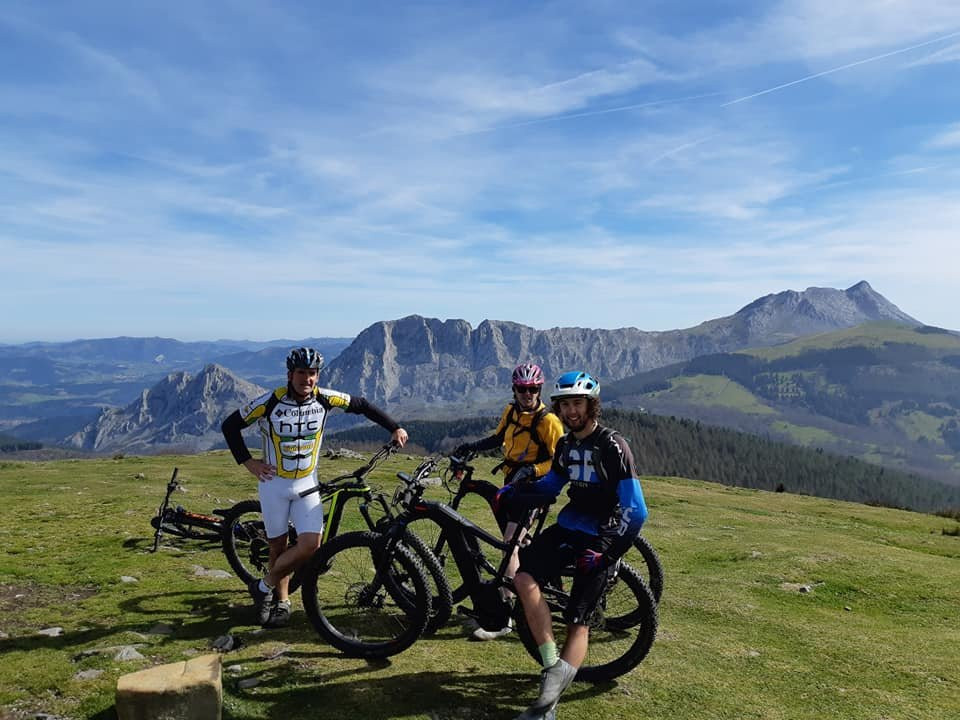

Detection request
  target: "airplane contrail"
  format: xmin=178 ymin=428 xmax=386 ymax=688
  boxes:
xmin=721 ymin=29 xmax=960 ymax=106
xmin=647 ymin=134 xmax=717 ymax=166
xmin=450 ymin=92 xmax=722 ymax=138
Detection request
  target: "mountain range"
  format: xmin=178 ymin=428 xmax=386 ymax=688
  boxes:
xmin=8 ymin=281 xmax=958 ymax=485
xmin=319 ymin=281 xmax=919 ymax=411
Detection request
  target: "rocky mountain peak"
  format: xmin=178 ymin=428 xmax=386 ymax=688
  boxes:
xmin=67 ymin=364 xmax=265 ymax=452
xmin=729 ymin=282 xmax=918 ymax=345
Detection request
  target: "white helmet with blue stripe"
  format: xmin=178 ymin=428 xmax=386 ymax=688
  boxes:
xmin=550 ymin=371 xmax=600 ymax=400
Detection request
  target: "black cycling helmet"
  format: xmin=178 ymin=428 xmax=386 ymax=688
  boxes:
xmin=286 ymin=347 xmax=324 ymax=371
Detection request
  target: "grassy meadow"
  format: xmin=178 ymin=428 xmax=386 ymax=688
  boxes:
xmin=1 ymin=450 xmax=959 ymax=719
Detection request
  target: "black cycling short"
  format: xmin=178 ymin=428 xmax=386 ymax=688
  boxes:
xmin=517 ymin=524 xmax=618 ymax=626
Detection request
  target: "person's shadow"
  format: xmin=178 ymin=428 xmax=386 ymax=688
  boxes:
xmin=238 ymin=665 xmax=614 ymax=720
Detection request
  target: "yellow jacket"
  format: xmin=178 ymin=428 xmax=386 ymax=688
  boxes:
xmin=493 ymin=401 xmax=565 ymax=478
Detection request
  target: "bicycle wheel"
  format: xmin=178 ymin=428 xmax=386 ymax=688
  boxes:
xmin=514 ymin=561 xmax=658 ymax=683
xmin=300 ymin=531 xmax=431 ymax=658
xmin=623 ymin=534 xmax=664 ymax=604
xmin=402 ymin=517 xmax=463 ymax=600
xmin=397 ymin=528 xmax=453 ymax=634
xmin=220 ymin=500 xmax=300 ymax=591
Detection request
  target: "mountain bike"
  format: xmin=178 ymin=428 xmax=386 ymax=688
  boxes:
xmin=150 ymin=468 xmax=231 ymax=552
xmin=401 ymin=452 xmax=665 ymax=607
xmin=219 ymin=443 xmax=452 ymax=638
xmin=307 ymin=456 xmax=658 ymax=682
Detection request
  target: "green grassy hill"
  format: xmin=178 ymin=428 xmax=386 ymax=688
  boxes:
xmin=606 ymin=322 xmax=960 ymax=482
xmin=1 ymin=452 xmax=959 ymax=719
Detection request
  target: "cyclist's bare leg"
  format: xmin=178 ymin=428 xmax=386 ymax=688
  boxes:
xmin=502 ymin=521 xmax=527 ymax=600
xmin=267 ymin=535 xmax=290 ymax=601
xmin=266 ymin=531 xmax=321 ymax=590
xmin=560 ymin=624 xmax=588 ymax=668
xmin=514 ymin=571 xmax=555 ymax=646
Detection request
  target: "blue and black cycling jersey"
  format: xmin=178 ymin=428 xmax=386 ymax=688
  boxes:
xmin=520 ymin=424 xmax=648 ymax=558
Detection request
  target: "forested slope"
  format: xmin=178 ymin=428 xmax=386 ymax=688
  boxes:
xmin=332 ymin=409 xmax=960 ymax=513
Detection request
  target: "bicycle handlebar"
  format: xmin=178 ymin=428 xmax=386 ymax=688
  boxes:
xmin=298 ymin=442 xmax=399 ymax=498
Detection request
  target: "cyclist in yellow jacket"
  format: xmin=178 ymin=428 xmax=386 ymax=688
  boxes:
xmin=454 ymin=363 xmax=564 ymax=640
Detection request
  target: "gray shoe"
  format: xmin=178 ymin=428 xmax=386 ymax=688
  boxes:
xmin=513 ymin=705 xmax=558 ymax=720
xmin=264 ymin=599 xmax=291 ymax=628
xmin=519 ymin=659 xmax=576 ymax=718
xmin=248 ymin=580 xmax=275 ymax=625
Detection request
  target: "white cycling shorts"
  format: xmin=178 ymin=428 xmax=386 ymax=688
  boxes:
xmin=257 ymin=473 xmax=324 ymax=539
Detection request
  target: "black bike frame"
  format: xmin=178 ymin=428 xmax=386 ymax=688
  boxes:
xmin=387 ymin=479 xmax=535 ymax=606
xmin=151 ymin=467 xmax=227 ymax=552
xmin=444 ymin=456 xmax=551 ymax=540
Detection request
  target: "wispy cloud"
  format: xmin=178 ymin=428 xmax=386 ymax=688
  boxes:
xmin=927 ymin=123 xmax=960 ymax=149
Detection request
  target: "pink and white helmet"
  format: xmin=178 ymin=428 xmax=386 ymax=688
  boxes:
xmin=512 ymin=363 xmax=545 ymax=387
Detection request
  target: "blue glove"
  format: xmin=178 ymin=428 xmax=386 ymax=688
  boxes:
xmin=493 ymin=484 xmax=515 ymax=514
xmin=576 ymin=549 xmax=607 ymax=574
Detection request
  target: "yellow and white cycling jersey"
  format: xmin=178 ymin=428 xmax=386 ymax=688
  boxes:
xmin=238 ymin=386 xmax=351 ymax=479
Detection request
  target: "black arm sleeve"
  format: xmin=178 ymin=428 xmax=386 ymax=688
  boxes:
xmin=346 ymin=396 xmax=401 ymax=433
xmin=221 ymin=410 xmax=252 ymax=465
xmin=472 ymin=432 xmax=504 ymax=452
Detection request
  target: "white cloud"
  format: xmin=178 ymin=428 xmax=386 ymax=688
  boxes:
xmin=903 ymin=40 xmax=960 ymax=68
xmin=927 ymin=123 xmax=960 ymax=148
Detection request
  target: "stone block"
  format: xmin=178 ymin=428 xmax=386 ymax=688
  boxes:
xmin=116 ymin=653 xmax=222 ymax=720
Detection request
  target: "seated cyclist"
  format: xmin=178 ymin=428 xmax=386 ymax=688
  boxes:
xmin=453 ymin=363 xmax=564 ymax=641
xmin=221 ymin=347 xmax=408 ymax=628
xmin=499 ymin=371 xmax=648 ymax=720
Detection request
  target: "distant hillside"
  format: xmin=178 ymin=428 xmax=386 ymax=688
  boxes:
xmin=0 ymin=336 xmax=349 ymax=437
xmin=605 ymin=322 xmax=960 ymax=483
xmin=332 ymin=408 xmax=960 ymax=513
xmin=0 ymin=432 xmax=41 ymax=453
xmin=211 ymin=340 xmax=352 ymax=386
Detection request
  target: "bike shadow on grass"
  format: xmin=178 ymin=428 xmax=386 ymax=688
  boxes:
xmin=230 ymin=665 xmax=615 ymax=720
xmin=121 ymin=535 xmax=223 ymax=554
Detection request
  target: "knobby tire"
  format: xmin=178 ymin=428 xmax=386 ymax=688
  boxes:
xmin=300 ymin=531 xmax=431 ymax=659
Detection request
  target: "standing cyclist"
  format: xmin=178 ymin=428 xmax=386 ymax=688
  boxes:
xmin=453 ymin=363 xmax=564 ymax=641
xmin=221 ymin=347 xmax=408 ymax=628
xmin=499 ymin=371 xmax=648 ymax=720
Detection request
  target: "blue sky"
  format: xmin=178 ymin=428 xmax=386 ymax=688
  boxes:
xmin=3 ymin=1 xmax=959 ymax=343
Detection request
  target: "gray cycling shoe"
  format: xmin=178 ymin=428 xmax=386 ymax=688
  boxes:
xmin=513 ymin=706 xmax=558 ymax=720
xmin=514 ymin=659 xmax=576 ymax=719
xmin=248 ymin=580 xmax=276 ymax=625
xmin=264 ymin=599 xmax=291 ymax=628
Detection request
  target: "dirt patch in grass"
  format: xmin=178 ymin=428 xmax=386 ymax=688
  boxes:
xmin=0 ymin=582 xmax=99 ymax=633
xmin=0 ymin=582 xmax=98 ymax=611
